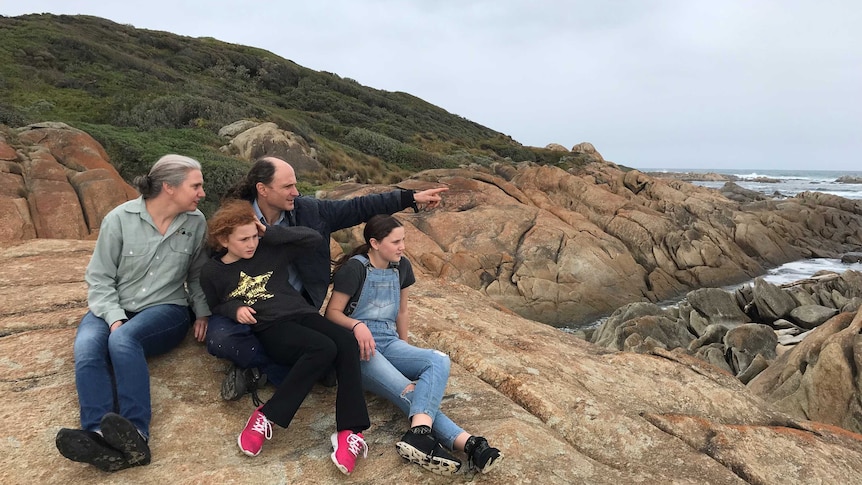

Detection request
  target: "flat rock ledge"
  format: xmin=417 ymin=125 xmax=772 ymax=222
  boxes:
xmin=3 ymin=239 xmax=862 ymax=484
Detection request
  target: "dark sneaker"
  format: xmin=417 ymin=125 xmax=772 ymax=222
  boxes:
xmin=221 ymin=364 xmax=266 ymax=404
xmin=55 ymin=428 xmax=131 ymax=472
xmin=221 ymin=363 xmax=248 ymax=401
xmin=395 ymin=429 xmax=461 ymax=475
xmin=330 ymin=430 xmax=368 ymax=475
xmin=465 ymin=436 xmax=502 ymax=474
xmin=100 ymin=413 xmax=151 ymax=466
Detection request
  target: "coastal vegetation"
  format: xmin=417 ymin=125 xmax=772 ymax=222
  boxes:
xmin=0 ymin=13 xmax=576 ymax=209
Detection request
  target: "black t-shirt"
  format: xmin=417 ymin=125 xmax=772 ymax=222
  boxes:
xmin=331 ymin=255 xmax=415 ymax=316
xmin=200 ymin=225 xmax=322 ymax=332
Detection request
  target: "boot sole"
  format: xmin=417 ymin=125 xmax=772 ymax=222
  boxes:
xmin=101 ymin=413 xmax=151 ymax=466
xmin=395 ymin=441 xmax=461 ymax=475
xmin=55 ymin=428 xmax=131 ymax=472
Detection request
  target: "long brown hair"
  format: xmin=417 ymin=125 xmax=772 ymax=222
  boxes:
xmin=332 ymin=214 xmax=403 ymax=274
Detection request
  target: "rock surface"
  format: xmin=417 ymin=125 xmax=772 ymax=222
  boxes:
xmin=3 ymin=239 xmax=862 ymax=484
xmin=326 ymin=163 xmax=862 ymax=327
xmin=586 ymin=267 xmax=862 ymax=433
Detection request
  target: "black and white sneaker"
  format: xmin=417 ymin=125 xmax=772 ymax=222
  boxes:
xmin=465 ymin=436 xmax=502 ymax=474
xmin=55 ymin=428 xmax=131 ymax=472
xmin=100 ymin=413 xmax=151 ymax=466
xmin=395 ymin=427 xmax=461 ymax=475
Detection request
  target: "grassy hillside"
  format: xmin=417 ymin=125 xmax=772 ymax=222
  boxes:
xmin=0 ymin=13 xmax=578 ymax=209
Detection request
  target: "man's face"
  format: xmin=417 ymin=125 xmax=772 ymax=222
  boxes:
xmin=257 ymin=161 xmax=299 ymax=212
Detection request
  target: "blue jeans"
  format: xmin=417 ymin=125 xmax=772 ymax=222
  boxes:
xmin=74 ymin=305 xmax=190 ymax=437
xmin=361 ymin=320 xmax=464 ymax=449
xmin=205 ymin=313 xmax=289 ymax=385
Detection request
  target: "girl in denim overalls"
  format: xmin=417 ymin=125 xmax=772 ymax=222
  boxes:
xmin=327 ymin=215 xmax=502 ymax=475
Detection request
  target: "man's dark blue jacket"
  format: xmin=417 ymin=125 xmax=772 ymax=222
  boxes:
xmin=277 ymin=189 xmax=416 ymax=310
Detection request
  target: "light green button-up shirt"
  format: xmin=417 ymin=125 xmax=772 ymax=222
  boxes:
xmin=85 ymin=197 xmax=211 ymax=325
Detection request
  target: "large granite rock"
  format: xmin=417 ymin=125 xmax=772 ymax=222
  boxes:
xmin=0 ymin=123 xmax=136 ymax=243
xmin=3 ymin=239 xmax=862 ymax=484
xmin=220 ymin=121 xmax=322 ymax=175
xmin=324 ymin=163 xmax=862 ymax=327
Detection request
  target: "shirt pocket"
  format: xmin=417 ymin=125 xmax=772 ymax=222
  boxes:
xmin=117 ymin=243 xmax=154 ymax=277
xmin=165 ymin=233 xmax=195 ymax=279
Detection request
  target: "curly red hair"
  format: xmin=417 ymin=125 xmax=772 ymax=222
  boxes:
xmin=207 ymin=199 xmax=258 ymax=251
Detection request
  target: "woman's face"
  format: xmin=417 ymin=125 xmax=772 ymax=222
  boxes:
xmin=171 ymin=169 xmax=206 ymax=212
xmin=221 ymin=222 xmax=260 ymax=263
xmin=371 ymin=226 xmax=405 ymax=264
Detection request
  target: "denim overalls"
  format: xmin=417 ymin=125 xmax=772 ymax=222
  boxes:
xmin=348 ymin=255 xmax=463 ymax=448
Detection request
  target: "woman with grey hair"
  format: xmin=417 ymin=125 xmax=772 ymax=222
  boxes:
xmin=55 ymin=154 xmax=211 ymax=472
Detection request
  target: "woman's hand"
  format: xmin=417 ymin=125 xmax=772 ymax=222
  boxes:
xmin=352 ymin=322 xmax=376 ymax=361
xmin=193 ymin=316 xmax=209 ymax=342
xmin=109 ymin=320 xmax=124 ymax=332
xmin=236 ymin=306 xmax=258 ymax=324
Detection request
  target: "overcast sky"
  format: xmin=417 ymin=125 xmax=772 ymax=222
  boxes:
xmin=5 ymin=1 xmax=861 ymax=171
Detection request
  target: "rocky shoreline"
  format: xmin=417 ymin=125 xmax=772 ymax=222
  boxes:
xmin=584 ymin=267 xmax=862 ymax=434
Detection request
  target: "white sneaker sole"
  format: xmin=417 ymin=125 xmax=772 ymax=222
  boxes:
xmin=395 ymin=441 xmax=461 ymax=475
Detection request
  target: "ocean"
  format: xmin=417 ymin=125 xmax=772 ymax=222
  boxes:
xmin=647 ymin=168 xmax=862 ymax=200
xmin=569 ymin=168 xmax=862 ymax=330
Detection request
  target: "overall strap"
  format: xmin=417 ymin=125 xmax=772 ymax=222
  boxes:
xmin=351 ymin=254 xmax=372 ymax=268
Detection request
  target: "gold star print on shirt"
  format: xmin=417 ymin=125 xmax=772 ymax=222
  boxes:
xmin=228 ymin=271 xmax=274 ymax=306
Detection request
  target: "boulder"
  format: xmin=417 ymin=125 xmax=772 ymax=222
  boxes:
xmin=544 ymin=143 xmax=568 ymax=152
xmin=748 ymin=312 xmax=862 ymax=434
xmin=223 ymin=122 xmax=322 ymax=175
xmin=686 ymin=287 xmax=751 ymax=326
xmin=1 ymin=123 xmax=136 ymax=243
xmin=570 ymin=142 xmax=604 ymax=162
xmin=218 ymin=119 xmax=260 ymax=138
xmin=751 ymin=278 xmax=797 ymax=321
xmin=590 ymin=303 xmax=695 ymax=352
xmin=789 ymin=304 xmax=839 ymax=329
xmin=723 ymin=324 xmax=778 ymax=377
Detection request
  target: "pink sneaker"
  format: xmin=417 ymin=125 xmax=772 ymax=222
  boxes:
xmin=237 ymin=406 xmax=272 ymax=457
xmin=330 ymin=430 xmax=368 ymax=475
